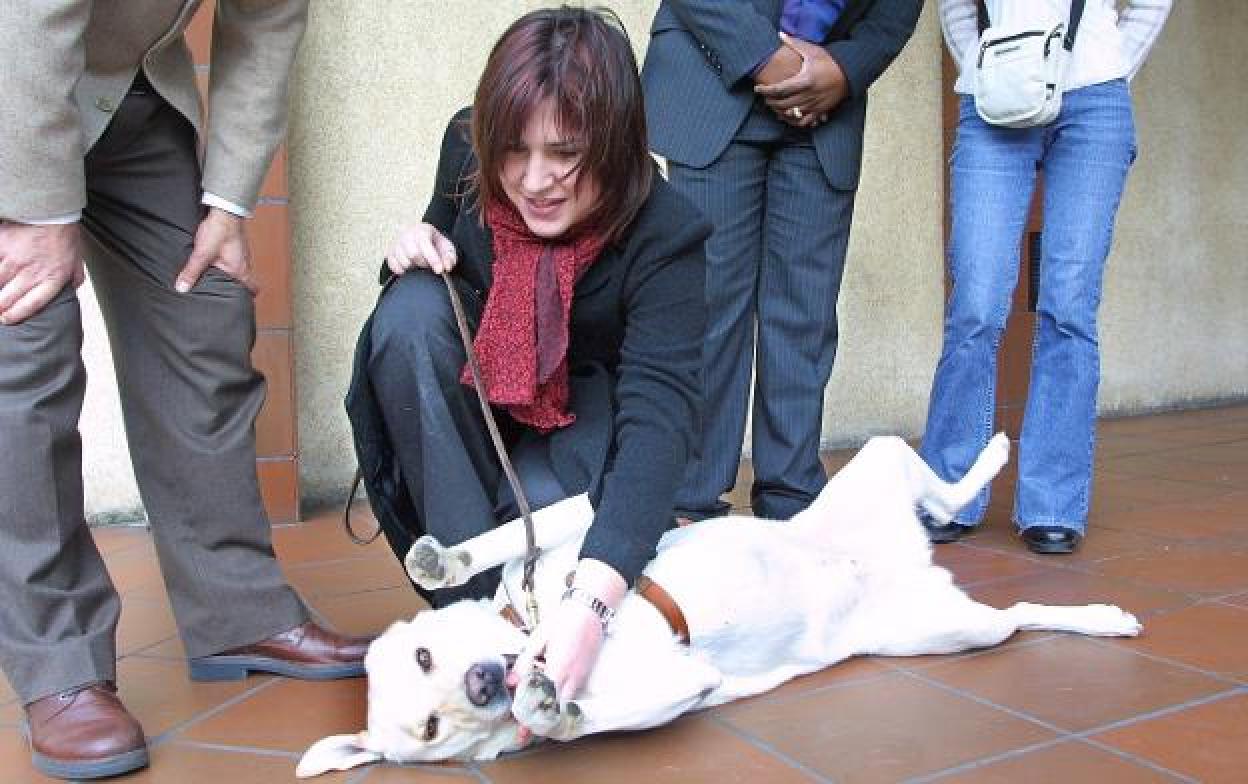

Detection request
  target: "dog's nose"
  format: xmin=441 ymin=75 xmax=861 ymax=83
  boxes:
xmin=465 ymin=660 xmax=506 ymax=707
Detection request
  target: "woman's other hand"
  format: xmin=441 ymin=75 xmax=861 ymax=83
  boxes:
xmin=385 ymin=222 xmax=458 ymax=276
xmin=510 ymin=558 xmax=626 ymax=743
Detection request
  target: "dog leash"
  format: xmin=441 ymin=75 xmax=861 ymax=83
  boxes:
xmin=440 ymin=271 xmax=543 ymax=630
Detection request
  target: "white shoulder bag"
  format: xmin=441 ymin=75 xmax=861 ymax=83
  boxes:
xmin=973 ymin=0 xmax=1086 ymax=128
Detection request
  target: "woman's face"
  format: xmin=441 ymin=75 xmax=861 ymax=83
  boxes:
xmin=500 ymin=99 xmax=599 ymax=239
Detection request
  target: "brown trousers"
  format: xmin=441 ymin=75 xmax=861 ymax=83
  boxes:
xmin=0 ymin=85 xmax=306 ymax=704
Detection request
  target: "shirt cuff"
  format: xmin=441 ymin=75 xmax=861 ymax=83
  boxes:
xmin=201 ymin=192 xmax=252 ymax=219
xmin=21 ymin=212 xmax=82 ymax=225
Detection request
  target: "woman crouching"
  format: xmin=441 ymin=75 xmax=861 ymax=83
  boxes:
xmin=345 ymin=5 xmax=710 ymax=733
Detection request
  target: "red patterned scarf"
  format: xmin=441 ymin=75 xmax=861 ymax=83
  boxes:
xmin=463 ymin=201 xmax=606 ymax=432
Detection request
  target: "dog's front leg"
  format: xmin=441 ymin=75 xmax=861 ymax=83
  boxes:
xmin=406 ymin=493 xmax=594 ymax=590
xmin=511 ymin=670 xmax=584 ymax=741
xmin=513 ymin=636 xmax=724 ymax=741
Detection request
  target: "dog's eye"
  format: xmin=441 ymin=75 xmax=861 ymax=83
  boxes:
xmin=415 ymin=646 xmax=433 ymax=672
xmin=423 ymin=714 xmax=440 ymax=741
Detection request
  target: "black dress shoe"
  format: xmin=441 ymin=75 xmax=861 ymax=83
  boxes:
xmin=1021 ymin=526 xmax=1081 ymax=554
xmin=919 ymin=513 xmax=974 ymax=544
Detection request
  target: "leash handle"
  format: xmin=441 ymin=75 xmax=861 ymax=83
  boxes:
xmin=440 ymin=272 xmax=542 ymax=627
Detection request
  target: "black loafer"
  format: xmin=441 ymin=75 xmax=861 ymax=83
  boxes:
xmin=919 ymin=513 xmax=974 ymax=544
xmin=1021 ymin=526 xmax=1081 ymax=554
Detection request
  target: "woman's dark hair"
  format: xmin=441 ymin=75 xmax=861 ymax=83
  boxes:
xmin=471 ymin=5 xmax=652 ymax=243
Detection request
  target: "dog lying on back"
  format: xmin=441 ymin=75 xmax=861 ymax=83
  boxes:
xmin=298 ymin=434 xmax=1141 ymax=776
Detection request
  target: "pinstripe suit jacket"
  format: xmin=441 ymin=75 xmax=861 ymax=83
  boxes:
xmin=0 ymin=0 xmax=309 ymax=223
xmin=641 ymin=0 xmax=923 ymax=190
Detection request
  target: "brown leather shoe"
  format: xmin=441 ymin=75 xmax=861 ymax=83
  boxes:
xmin=25 ymin=683 xmax=148 ymax=780
xmin=188 ymin=621 xmax=373 ymax=681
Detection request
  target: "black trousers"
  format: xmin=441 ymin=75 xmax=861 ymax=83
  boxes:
xmin=366 ymin=272 xmax=570 ymax=606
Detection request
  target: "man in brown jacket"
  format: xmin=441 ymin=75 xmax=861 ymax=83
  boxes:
xmin=0 ymin=2 xmax=368 ymax=779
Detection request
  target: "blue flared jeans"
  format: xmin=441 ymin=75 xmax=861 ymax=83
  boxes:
xmin=920 ymin=79 xmax=1137 ymax=535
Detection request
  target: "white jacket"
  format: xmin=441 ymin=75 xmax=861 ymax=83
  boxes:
xmin=941 ymin=0 xmax=1172 ymax=94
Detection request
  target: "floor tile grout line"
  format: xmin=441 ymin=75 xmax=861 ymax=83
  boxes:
xmin=904 ymin=732 xmax=1196 ymax=784
xmin=1083 ymin=635 xmax=1248 ymax=687
xmin=908 ymin=664 xmax=1248 ymax=754
xmin=901 ymin=736 xmax=1075 ymax=784
xmin=954 ymin=538 xmax=1246 ymax=603
xmin=146 ymin=676 xmax=282 ymax=749
xmin=707 ymin=714 xmax=837 ymax=783
xmin=902 ymin=668 xmax=1246 ymax=777
xmin=896 ymin=668 xmax=1075 ymax=737
xmin=153 ymin=738 xmax=299 ymax=759
xmin=1065 ymin=686 xmax=1247 ymax=739
xmin=1072 ymin=736 xmax=1199 ymax=783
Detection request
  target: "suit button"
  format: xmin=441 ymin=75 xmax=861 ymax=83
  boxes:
xmin=95 ymin=96 xmax=117 ymax=113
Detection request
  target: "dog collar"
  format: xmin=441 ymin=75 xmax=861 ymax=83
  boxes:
xmin=636 ymin=576 xmax=690 ymax=646
xmin=498 ymin=577 xmax=690 ymax=646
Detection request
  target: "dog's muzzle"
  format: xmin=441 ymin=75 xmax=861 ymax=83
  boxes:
xmin=465 ymin=660 xmax=508 ymax=707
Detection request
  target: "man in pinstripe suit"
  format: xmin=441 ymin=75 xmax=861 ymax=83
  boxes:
xmin=642 ymin=0 xmax=923 ymax=523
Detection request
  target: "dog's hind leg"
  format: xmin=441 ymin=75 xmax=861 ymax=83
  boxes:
xmin=1003 ymin=602 xmax=1142 ymax=637
xmin=856 ymin=576 xmax=1140 ymax=659
xmin=406 ymin=494 xmax=595 ymax=590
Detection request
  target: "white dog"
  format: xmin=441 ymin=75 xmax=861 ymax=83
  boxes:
xmin=298 ymin=434 xmax=1140 ymax=776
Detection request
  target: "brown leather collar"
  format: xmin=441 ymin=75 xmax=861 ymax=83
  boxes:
xmin=635 ymin=575 xmax=690 ymax=645
xmin=499 ymin=577 xmax=690 ymax=646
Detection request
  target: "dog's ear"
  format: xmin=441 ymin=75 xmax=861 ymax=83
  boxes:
xmin=296 ymin=732 xmax=382 ymax=778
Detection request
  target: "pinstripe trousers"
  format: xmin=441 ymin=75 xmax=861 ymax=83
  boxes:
xmin=669 ymin=105 xmax=856 ymax=521
xmin=0 ymin=86 xmax=307 ymax=705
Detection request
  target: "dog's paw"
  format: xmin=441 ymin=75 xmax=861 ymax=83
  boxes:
xmin=1081 ymin=604 xmax=1143 ymax=637
xmin=512 ymin=670 xmax=578 ymax=739
xmin=404 ymin=536 xmax=471 ymax=589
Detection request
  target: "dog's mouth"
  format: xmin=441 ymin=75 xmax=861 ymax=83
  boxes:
xmin=503 ymin=654 xmax=519 ymax=697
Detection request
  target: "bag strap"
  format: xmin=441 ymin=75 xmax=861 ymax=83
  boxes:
xmin=1064 ymin=0 xmax=1086 ymax=52
xmin=976 ymin=0 xmax=1087 ymax=49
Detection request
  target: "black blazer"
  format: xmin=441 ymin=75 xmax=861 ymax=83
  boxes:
xmin=641 ymin=0 xmax=924 ymax=190
xmin=346 ymin=110 xmax=712 ymax=585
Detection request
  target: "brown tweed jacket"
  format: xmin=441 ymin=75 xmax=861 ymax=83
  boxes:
xmin=0 ymin=0 xmax=309 ymax=222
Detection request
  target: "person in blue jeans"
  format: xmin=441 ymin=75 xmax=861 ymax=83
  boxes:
xmin=921 ymin=0 xmax=1171 ymax=553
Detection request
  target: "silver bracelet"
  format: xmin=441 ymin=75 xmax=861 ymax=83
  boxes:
xmin=562 ymin=586 xmax=615 ymax=634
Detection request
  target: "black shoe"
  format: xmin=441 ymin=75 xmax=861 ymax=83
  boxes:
xmin=919 ymin=513 xmax=973 ymax=543
xmin=1021 ymin=526 xmax=1081 ymax=554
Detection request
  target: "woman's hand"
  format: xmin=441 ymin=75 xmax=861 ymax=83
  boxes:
xmin=385 ymin=222 xmax=458 ymax=277
xmin=511 ymin=559 xmax=626 ymax=743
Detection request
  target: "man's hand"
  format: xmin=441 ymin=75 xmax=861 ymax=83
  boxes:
xmin=756 ymin=34 xmax=850 ymax=128
xmin=0 ymin=222 xmax=85 ymax=325
xmin=753 ymin=40 xmax=804 ymax=88
xmin=177 ymin=207 xmax=255 ymax=294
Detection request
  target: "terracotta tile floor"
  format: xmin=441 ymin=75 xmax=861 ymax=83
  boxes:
xmin=3 ymin=404 xmax=1247 ymax=782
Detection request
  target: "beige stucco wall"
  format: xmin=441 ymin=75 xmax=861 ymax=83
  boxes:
xmin=286 ymin=1 xmax=945 ymax=507
xmin=1099 ymin=0 xmax=1248 ymax=413
xmin=77 ymin=1 xmax=1246 ymax=519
